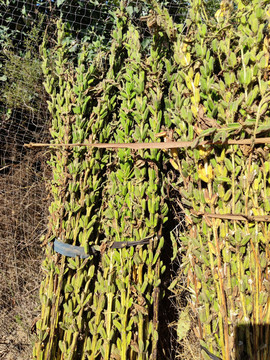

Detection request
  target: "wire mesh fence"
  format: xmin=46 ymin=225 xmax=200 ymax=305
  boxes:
xmin=2 ymin=1 xmax=267 ymax=359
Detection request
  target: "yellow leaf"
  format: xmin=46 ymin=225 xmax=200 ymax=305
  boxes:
xmin=191 ymin=105 xmax=198 ymax=117
xmin=216 ymin=164 xmax=227 ymax=177
xmin=185 ymin=52 xmax=191 ymax=65
xmin=253 ymin=178 xmax=259 ymax=191
xmin=194 ymin=88 xmax=200 ymax=104
xmin=198 ymin=164 xmax=214 ymax=183
xmin=252 ymin=207 xmax=264 ymax=216
xmin=180 ymin=52 xmax=191 ymax=66
xmin=198 ymin=164 xmax=209 ymax=183
xmin=181 ymin=42 xmax=188 ymax=53
xmin=170 ymin=158 xmax=179 ymax=170
xmin=216 ymin=148 xmax=226 ymax=163
xmin=215 ymin=9 xmax=222 ymax=21
xmin=225 ymin=91 xmax=232 ymax=102
xmin=171 ymin=148 xmax=179 ymax=159
xmin=208 ymin=242 xmax=216 ymax=255
xmin=206 ymin=164 xmax=214 ymax=181
xmin=185 ymin=75 xmax=193 ymax=91
xmin=198 ymin=145 xmax=212 ymax=159
xmin=194 ymin=73 xmax=200 ymax=87
xmin=188 ymin=67 xmax=194 ymax=79
xmin=220 ymin=223 xmax=226 ymax=238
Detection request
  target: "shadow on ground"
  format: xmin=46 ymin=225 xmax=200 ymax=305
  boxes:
xmin=235 ymin=324 xmax=270 ymax=360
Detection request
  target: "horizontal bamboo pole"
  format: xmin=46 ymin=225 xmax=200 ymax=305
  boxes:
xmin=24 ymin=137 xmax=270 ymax=150
xmin=192 ymin=212 xmax=270 ymax=222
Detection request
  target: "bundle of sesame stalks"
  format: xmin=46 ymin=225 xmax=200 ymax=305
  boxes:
xmin=34 ymin=11 xmax=128 ymax=359
xmin=164 ymin=0 xmax=270 ymax=359
xmin=34 ymin=3 xmax=170 ymax=359
xmin=94 ymin=22 xmax=170 ymax=360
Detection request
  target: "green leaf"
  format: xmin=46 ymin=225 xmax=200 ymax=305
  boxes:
xmin=221 ymin=131 xmax=228 ymax=144
xmin=199 ymin=127 xmax=217 ymax=138
xmin=201 ymin=23 xmax=207 ymax=37
xmin=251 ymin=17 xmax=259 ymax=33
xmin=256 ymin=123 xmax=270 ymax=135
xmin=259 ymin=55 xmax=267 ymax=69
xmin=57 ymin=0 xmax=66 ymax=6
xmin=246 ymin=85 xmax=259 ymax=106
xmin=224 ymin=158 xmax=233 ymax=172
xmin=168 ymin=278 xmax=178 ymax=291
xmin=244 ymin=67 xmax=252 ymax=86
xmin=228 ymin=52 xmax=237 ymax=67
xmin=212 ymin=38 xmax=218 ymax=52
xmin=65 ymin=284 xmax=74 ymax=293
xmin=241 ymin=235 xmax=250 ymax=246
xmin=59 ymin=340 xmax=66 ymax=354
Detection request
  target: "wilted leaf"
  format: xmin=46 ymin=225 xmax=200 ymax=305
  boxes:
xmin=177 ymin=308 xmax=191 ymax=341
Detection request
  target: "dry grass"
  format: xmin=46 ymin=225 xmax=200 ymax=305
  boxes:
xmin=167 ymin=211 xmax=203 ymax=360
xmin=169 ymin=271 xmax=202 ymax=360
xmin=0 ymin=148 xmax=50 ymax=360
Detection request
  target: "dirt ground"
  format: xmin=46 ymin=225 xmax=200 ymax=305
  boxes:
xmin=0 ymin=148 xmax=49 ymax=360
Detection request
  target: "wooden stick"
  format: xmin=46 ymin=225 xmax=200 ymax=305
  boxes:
xmin=191 ymin=212 xmax=270 ymax=222
xmin=23 ymin=137 xmax=270 ymax=149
